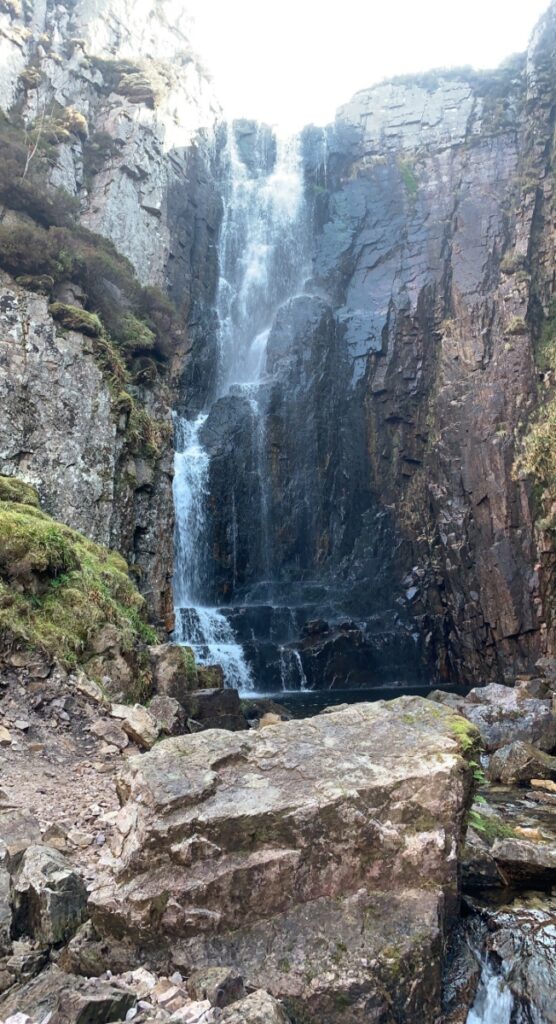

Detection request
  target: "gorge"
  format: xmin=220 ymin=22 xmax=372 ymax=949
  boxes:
xmin=0 ymin=0 xmax=555 ymax=1021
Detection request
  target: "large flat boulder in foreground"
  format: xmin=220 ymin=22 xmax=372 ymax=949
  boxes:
xmin=89 ymin=696 xmax=478 ymax=1023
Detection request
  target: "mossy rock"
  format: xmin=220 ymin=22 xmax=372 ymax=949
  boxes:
xmin=15 ymin=274 xmax=55 ymax=294
xmin=0 ymin=486 xmax=156 ymax=668
xmin=0 ymin=476 xmax=40 ymax=508
xmin=49 ymin=303 xmax=103 ymax=337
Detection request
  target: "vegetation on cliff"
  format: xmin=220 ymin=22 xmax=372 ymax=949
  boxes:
xmin=0 ymin=476 xmax=156 ymax=668
xmin=0 ymin=109 xmax=181 ymax=459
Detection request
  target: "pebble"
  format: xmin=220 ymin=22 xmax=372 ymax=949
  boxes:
xmin=14 ymin=720 xmax=29 ymax=731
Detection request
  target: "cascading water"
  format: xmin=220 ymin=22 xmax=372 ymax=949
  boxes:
xmin=172 ymin=125 xmax=309 ymax=692
xmin=466 ymin=957 xmax=514 ymax=1024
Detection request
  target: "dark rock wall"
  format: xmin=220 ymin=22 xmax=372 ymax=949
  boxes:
xmin=195 ymin=5 xmax=556 ymax=686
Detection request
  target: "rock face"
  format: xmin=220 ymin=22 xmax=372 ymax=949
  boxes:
xmin=89 ymin=697 xmax=477 ymax=1022
xmin=0 ymin=0 xmax=224 ymax=628
xmin=178 ymin=4 xmax=556 ymax=688
xmin=12 ymin=845 xmax=88 ymax=946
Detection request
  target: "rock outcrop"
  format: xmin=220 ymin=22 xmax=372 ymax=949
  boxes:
xmin=0 ymin=0 xmax=225 ymax=629
xmin=88 ymin=697 xmax=477 ymax=1022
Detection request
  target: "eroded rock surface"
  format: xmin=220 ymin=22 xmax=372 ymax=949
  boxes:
xmin=88 ymin=697 xmax=477 ymax=1022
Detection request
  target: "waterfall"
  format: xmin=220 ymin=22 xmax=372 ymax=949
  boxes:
xmin=173 ymin=412 xmax=255 ymax=691
xmin=466 ymin=957 xmax=514 ymax=1024
xmin=172 ymin=124 xmax=308 ymax=693
xmin=217 ymin=131 xmax=306 ymax=389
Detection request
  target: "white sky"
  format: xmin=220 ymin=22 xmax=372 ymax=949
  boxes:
xmin=185 ymin=0 xmax=550 ymax=129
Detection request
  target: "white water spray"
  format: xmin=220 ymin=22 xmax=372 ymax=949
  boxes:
xmin=466 ymin=958 xmax=514 ymax=1024
xmin=172 ymin=125 xmax=308 ymax=692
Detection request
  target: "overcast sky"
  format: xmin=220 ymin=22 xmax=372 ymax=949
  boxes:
xmin=185 ymin=0 xmax=550 ymax=128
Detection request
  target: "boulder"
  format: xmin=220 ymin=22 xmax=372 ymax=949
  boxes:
xmin=187 ymin=966 xmax=245 ymax=1007
xmin=491 ymin=838 xmax=556 ymax=887
xmin=149 ymin=695 xmax=186 ymax=735
xmin=89 ymin=697 xmax=478 ymax=1023
xmin=487 ymin=741 xmax=556 ymax=784
xmin=461 ymin=828 xmax=502 ymax=892
xmin=433 ymin=684 xmax=556 ymax=752
xmin=12 ymin=845 xmax=87 ymax=946
xmin=0 ymin=965 xmax=135 ymax=1023
xmin=149 ymin=644 xmax=202 ymax=699
xmin=90 ymin=719 xmax=129 ymax=751
xmin=50 ymin=980 xmax=135 ymax=1024
xmin=179 ymin=687 xmax=248 ymax=732
xmin=220 ymin=990 xmax=291 ymax=1023
xmin=110 ymin=704 xmax=159 ymax=749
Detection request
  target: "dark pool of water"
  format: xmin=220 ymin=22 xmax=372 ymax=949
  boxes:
xmin=243 ymin=684 xmax=465 ymax=719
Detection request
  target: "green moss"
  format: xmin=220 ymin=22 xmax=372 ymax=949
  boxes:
xmin=15 ymin=274 xmax=55 ymax=294
xmin=0 ymin=479 xmax=154 ymax=668
xmin=0 ymin=477 xmax=40 ymax=508
xmin=506 ymin=315 xmax=528 ymax=336
xmin=468 ymin=809 xmax=517 ymax=842
xmin=448 ymin=715 xmax=482 ymax=755
xmin=397 ymin=157 xmax=419 ymax=198
xmin=49 ymin=303 xmax=103 ymax=337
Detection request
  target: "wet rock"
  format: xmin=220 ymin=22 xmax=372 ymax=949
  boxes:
xmin=12 ymin=844 xmax=87 ymax=946
xmin=110 ymin=704 xmax=159 ymax=750
xmin=461 ymin=828 xmax=502 ymax=892
xmin=178 ymin=688 xmax=248 ymax=732
xmin=488 ymin=741 xmax=556 ymax=784
xmin=469 ymin=892 xmax=556 ymax=1024
xmin=149 ymin=695 xmax=186 ymax=736
xmin=220 ymin=990 xmax=291 ymax=1023
xmin=89 ymin=698 xmax=476 ymax=1022
xmin=187 ymin=967 xmax=245 ymax=1007
xmin=442 ymin=916 xmax=486 ymax=1024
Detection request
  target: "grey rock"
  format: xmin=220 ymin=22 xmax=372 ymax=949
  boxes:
xmin=148 ymin=695 xmax=185 ymax=736
xmin=220 ymin=990 xmax=291 ymax=1024
xmin=0 ymin=864 xmax=11 ymax=956
xmin=488 ymin=741 xmax=556 ymax=784
xmin=12 ymin=844 xmax=88 ymax=946
xmin=89 ymin=698 xmax=477 ymax=1022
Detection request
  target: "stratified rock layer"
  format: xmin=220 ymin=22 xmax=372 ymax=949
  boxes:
xmin=90 ymin=697 xmax=477 ymax=1022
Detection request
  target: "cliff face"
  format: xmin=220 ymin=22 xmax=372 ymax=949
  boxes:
xmin=2 ymin=0 xmax=556 ymax=686
xmin=304 ymin=11 xmax=556 ymax=683
xmin=189 ymin=4 xmax=556 ymax=687
xmin=0 ymin=0 xmax=224 ymax=626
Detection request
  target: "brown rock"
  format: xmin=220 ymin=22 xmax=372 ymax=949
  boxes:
xmin=487 ymin=742 xmax=556 ymax=785
xmin=89 ymin=697 xmax=477 ymax=1023
xmin=90 ymin=719 xmax=129 ymax=751
xmin=187 ymin=967 xmax=245 ymax=1007
xmin=110 ymin=704 xmax=159 ymax=750
xmin=149 ymin=695 xmax=185 ymax=735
